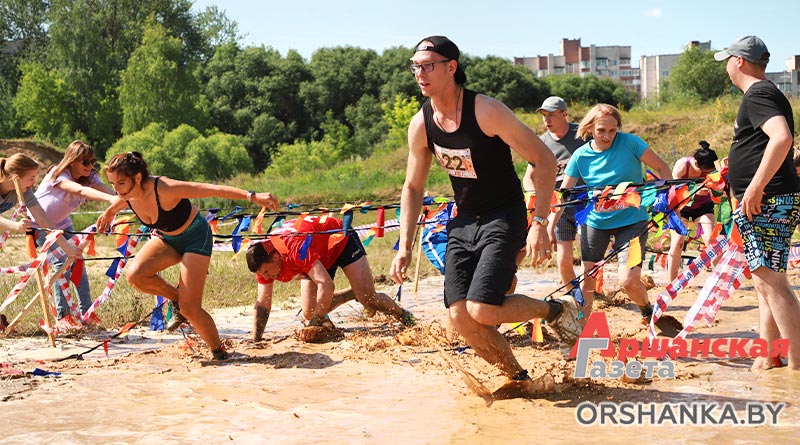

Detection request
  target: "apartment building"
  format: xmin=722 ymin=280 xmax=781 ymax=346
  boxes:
xmin=765 ymin=55 xmax=800 ymax=97
xmin=639 ymin=41 xmax=711 ymax=100
xmin=514 ymin=38 xmax=640 ymax=94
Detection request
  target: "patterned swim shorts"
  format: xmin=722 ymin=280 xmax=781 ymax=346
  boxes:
xmin=732 ymin=192 xmax=800 ymax=273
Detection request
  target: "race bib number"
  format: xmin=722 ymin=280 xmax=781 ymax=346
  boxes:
xmin=434 ymin=145 xmax=478 ymax=179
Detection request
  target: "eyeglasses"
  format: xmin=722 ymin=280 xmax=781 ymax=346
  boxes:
xmin=81 ymin=159 xmax=96 ymax=167
xmin=409 ymin=59 xmax=451 ymax=74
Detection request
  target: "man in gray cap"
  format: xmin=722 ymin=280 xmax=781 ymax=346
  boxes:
xmin=523 ymin=96 xmax=584 ymax=286
xmin=715 ymin=36 xmax=800 ymax=371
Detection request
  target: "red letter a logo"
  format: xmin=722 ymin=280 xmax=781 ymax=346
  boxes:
xmin=568 ymin=311 xmax=616 ymax=358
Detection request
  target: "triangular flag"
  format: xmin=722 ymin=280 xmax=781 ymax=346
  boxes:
xmin=26 ymin=233 xmax=36 ymax=259
xmin=362 ymin=229 xmax=376 ymax=247
xmin=375 ymin=207 xmax=385 ymax=238
xmin=532 ymin=318 xmax=544 ymax=343
xmin=86 ymin=233 xmax=96 ymax=256
xmin=270 ymin=235 xmax=289 ymax=254
xmin=298 ymin=234 xmax=312 ymax=260
xmin=70 ymin=260 xmax=84 ymax=288
xmin=627 ymin=237 xmax=642 ymax=268
xmin=730 ymin=223 xmax=744 ymax=248
xmin=328 ymin=232 xmax=345 ymax=250
xmin=253 ymin=207 xmax=266 ymax=234
xmin=150 ymin=296 xmax=165 ymax=331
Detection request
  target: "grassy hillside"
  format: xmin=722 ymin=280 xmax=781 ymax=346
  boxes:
xmin=242 ymin=96 xmax=800 ymax=203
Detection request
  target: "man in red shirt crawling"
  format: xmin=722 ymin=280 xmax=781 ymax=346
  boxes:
xmin=246 ymin=215 xmax=416 ymax=342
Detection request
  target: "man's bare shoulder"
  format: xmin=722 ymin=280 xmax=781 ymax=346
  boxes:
xmin=474 ymin=93 xmax=521 ymax=137
xmin=409 ymin=108 xmax=425 ymax=129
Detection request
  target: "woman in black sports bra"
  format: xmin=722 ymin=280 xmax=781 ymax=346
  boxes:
xmin=96 ymin=152 xmax=279 ymax=360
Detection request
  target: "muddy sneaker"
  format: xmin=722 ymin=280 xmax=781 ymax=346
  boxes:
xmin=400 ymin=309 xmax=417 ymax=327
xmin=363 ymin=306 xmax=376 ymax=318
xmin=56 ymin=314 xmax=83 ymax=331
xmin=166 ymin=301 xmax=187 ymax=332
xmin=211 ymin=345 xmax=229 ymax=360
xmin=84 ymin=312 xmax=102 ymax=328
xmin=297 ymin=323 xmax=343 ymax=343
xmin=643 ymin=314 xmax=684 ymax=337
xmin=492 ymin=371 xmax=557 ymax=399
xmin=545 ymin=296 xmax=583 ymax=356
xmin=0 ymin=313 xmax=8 ymax=332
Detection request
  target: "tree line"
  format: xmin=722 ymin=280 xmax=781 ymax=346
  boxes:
xmin=1 ymin=1 xmax=729 ymax=181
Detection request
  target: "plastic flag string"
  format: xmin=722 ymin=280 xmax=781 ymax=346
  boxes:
xmin=648 ymin=236 xmax=730 ymax=339
xmin=0 ymin=230 xmax=62 ymax=312
xmin=54 ymin=300 xmax=167 ymax=362
xmin=81 ymin=227 xmax=148 ymax=323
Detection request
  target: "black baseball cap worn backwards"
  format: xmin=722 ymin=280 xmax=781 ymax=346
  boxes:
xmin=415 ymin=35 xmax=467 ymax=84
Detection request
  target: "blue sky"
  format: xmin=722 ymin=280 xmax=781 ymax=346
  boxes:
xmin=192 ymin=0 xmax=798 ymax=71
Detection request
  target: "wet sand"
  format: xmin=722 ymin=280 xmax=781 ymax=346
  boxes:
xmin=1 ymin=267 xmax=798 ymax=444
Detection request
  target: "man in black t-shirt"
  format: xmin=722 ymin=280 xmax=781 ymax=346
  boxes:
xmin=715 ymin=36 xmax=800 ymax=371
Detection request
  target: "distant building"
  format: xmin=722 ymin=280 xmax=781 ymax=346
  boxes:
xmin=639 ymin=41 xmax=711 ymax=100
xmin=766 ymin=56 xmax=800 ymax=97
xmin=514 ymin=38 xmax=640 ymax=94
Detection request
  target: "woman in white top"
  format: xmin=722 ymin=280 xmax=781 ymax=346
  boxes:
xmin=33 ymin=141 xmax=115 ymax=329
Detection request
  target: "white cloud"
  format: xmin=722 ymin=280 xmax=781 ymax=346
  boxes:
xmin=645 ymin=7 xmax=662 ymax=17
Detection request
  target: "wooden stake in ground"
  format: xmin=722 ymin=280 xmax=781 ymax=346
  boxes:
xmin=412 ymin=212 xmax=426 ymax=293
xmin=5 ymin=258 xmax=74 ymax=334
xmin=12 ymin=177 xmax=55 ymax=347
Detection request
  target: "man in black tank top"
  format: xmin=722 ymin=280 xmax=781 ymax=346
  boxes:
xmin=390 ymin=36 xmax=584 ymax=393
xmin=716 ymin=36 xmax=800 ymax=370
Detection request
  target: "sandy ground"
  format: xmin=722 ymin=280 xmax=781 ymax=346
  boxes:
xmin=1 ymin=265 xmax=799 ymax=444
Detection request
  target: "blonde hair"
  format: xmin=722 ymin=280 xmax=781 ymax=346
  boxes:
xmin=50 ymin=140 xmax=96 ymax=185
xmin=576 ymin=104 xmax=623 ymax=141
xmin=0 ymin=153 xmax=39 ymax=182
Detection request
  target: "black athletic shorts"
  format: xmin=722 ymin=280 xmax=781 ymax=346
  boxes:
xmin=326 ymin=230 xmax=366 ymax=278
xmin=444 ymin=202 xmax=526 ymax=307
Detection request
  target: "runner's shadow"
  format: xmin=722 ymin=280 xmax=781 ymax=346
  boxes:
xmin=253 ymin=351 xmax=342 ymax=369
xmin=717 ymin=304 xmax=759 ymax=312
xmin=203 ymin=351 xmax=342 ymax=369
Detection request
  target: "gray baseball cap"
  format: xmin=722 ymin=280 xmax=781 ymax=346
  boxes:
xmin=536 ymin=96 xmax=567 ymax=113
xmin=714 ymin=36 xmax=770 ymax=65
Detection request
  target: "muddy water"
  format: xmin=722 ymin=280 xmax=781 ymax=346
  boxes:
xmin=1 ymin=267 xmax=799 ymax=444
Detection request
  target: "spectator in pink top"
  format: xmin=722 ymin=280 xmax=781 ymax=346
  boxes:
xmin=32 ymin=140 xmax=116 ymax=330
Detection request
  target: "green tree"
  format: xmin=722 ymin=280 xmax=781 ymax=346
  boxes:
xmin=44 ymin=0 xmax=217 ymax=152
xmin=185 ymin=133 xmax=253 ymax=181
xmin=194 ymin=4 xmax=241 ymax=62
xmin=546 ymin=75 xmax=637 ymax=109
xmin=345 ymin=94 xmax=386 ymax=156
xmin=662 ymin=45 xmax=729 ymax=103
xmin=299 ymin=46 xmax=379 ymax=126
xmin=267 ymin=116 xmax=354 ymax=176
xmin=105 ymin=122 xmax=165 ymax=165
xmin=13 ymin=61 xmax=74 ymax=142
xmin=466 ymin=56 xmax=550 ymax=111
xmin=201 ymin=43 xmax=311 ymax=169
xmin=119 ymin=20 xmax=206 ymax=135
xmin=106 ymin=123 xmax=251 ymax=181
xmin=381 ymin=95 xmax=419 ymax=150
xmin=366 ymin=46 xmax=420 ymax=104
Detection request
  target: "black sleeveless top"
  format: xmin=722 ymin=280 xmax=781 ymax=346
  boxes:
xmin=422 ymin=89 xmax=523 ymax=215
xmin=127 ymin=177 xmax=193 ymax=232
